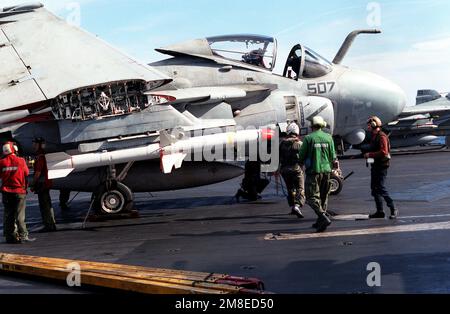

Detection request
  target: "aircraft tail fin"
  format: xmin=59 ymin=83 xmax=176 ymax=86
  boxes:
xmin=416 ymin=89 xmax=441 ymax=105
xmin=46 ymin=152 xmax=74 ymax=179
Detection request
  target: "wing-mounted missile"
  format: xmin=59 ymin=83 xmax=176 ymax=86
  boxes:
xmin=45 ymin=152 xmax=76 ymax=179
xmin=0 ymin=110 xmax=30 ymax=124
xmin=385 ymin=113 xmax=442 ymax=148
xmin=158 ymin=128 xmax=266 ymax=174
xmin=47 ymin=128 xmax=275 ymax=179
xmin=390 ymin=134 xmax=440 ymax=148
xmin=159 ymin=130 xmax=187 ymax=174
xmin=47 ymin=142 xmax=162 ymax=179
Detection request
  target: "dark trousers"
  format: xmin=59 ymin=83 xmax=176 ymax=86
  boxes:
xmin=38 ymin=190 xmax=56 ymax=229
xmin=59 ymin=189 xmax=71 ymax=208
xmin=371 ymin=166 xmax=395 ymax=212
xmin=281 ymin=166 xmax=305 ymax=207
xmin=237 ymin=161 xmax=269 ymax=201
xmin=305 ymin=173 xmax=331 ymax=217
xmin=2 ymin=192 xmax=28 ymax=241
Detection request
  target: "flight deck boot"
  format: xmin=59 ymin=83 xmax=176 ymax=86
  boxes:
xmin=20 ymin=236 xmax=36 ymax=243
xmin=316 ymin=213 xmax=332 ymax=233
xmin=369 ymin=211 xmax=385 ymax=219
xmin=291 ymin=205 xmax=304 ymax=219
xmin=389 ymin=207 xmax=399 ymax=220
xmin=235 ymin=189 xmax=245 ymax=203
xmin=369 ymin=200 xmax=385 ymax=219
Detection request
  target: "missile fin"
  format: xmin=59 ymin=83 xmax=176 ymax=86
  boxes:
xmin=48 ymin=168 xmax=74 ymax=180
xmin=46 ymin=152 xmax=74 ymax=179
xmin=160 ymin=130 xmax=176 ymax=147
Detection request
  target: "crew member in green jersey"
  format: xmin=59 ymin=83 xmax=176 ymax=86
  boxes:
xmin=298 ymin=116 xmax=339 ymax=233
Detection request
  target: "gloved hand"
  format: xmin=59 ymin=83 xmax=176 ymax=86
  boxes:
xmin=332 ymin=160 xmax=340 ymax=170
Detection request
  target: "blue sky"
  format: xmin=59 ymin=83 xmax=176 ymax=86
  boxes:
xmin=2 ymin=0 xmax=450 ymax=104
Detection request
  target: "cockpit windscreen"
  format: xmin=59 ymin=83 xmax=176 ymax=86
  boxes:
xmin=303 ymin=47 xmax=332 ymax=78
xmin=207 ymin=35 xmax=277 ymax=71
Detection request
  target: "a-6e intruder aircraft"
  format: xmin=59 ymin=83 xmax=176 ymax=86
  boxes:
xmin=1 ymin=3 xmax=406 ymax=215
xmin=386 ymin=89 xmax=450 ymax=148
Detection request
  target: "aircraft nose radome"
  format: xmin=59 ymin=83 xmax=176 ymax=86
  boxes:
xmin=362 ymin=73 xmax=407 ymax=122
xmin=383 ymin=79 xmax=407 ymax=119
xmin=396 ymin=84 xmax=407 ymax=116
xmin=338 ymin=70 xmax=406 ymax=126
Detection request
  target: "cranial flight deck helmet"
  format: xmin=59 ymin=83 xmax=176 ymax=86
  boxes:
xmin=367 ymin=116 xmax=383 ymax=128
xmin=312 ymin=116 xmax=327 ymax=128
xmin=286 ymin=122 xmax=300 ymax=136
xmin=2 ymin=142 xmax=17 ymax=155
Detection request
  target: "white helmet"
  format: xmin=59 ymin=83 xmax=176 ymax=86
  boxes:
xmin=2 ymin=142 xmax=16 ymax=155
xmin=312 ymin=116 xmax=327 ymax=128
xmin=286 ymin=122 xmax=300 ymax=135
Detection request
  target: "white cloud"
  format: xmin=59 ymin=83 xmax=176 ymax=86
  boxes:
xmin=413 ymin=37 xmax=450 ymax=51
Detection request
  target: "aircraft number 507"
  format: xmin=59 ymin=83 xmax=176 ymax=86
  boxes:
xmin=307 ymin=82 xmax=335 ymax=94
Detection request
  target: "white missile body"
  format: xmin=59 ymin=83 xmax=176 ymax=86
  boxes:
xmin=0 ymin=110 xmax=30 ymax=124
xmin=46 ymin=143 xmax=161 ymax=179
xmin=47 ymin=129 xmax=265 ymax=179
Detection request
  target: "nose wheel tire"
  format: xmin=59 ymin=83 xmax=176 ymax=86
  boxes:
xmin=330 ymin=173 xmax=343 ymax=195
xmin=94 ymin=182 xmax=134 ymax=215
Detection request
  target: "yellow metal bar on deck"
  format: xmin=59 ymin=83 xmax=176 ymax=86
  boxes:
xmin=0 ymin=253 xmax=266 ymax=294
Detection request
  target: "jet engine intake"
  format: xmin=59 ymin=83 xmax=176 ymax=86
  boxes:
xmin=295 ymin=96 xmax=335 ymax=136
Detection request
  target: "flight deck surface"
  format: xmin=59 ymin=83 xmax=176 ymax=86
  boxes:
xmin=1 ymin=150 xmax=450 ymax=294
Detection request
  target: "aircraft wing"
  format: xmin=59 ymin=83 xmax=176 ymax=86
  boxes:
xmin=146 ymin=84 xmax=275 ymax=105
xmin=388 ymin=108 xmax=450 ymax=148
xmin=0 ymin=4 xmax=170 ymax=114
xmin=399 ymin=102 xmax=450 ymax=117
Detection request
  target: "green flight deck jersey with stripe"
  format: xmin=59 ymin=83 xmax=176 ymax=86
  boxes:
xmin=298 ymin=130 xmax=336 ymax=175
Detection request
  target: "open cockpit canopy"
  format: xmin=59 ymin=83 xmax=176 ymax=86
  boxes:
xmin=207 ymin=35 xmax=277 ymax=71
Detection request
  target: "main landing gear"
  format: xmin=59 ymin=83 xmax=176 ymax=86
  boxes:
xmin=92 ymin=163 xmax=135 ymax=215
